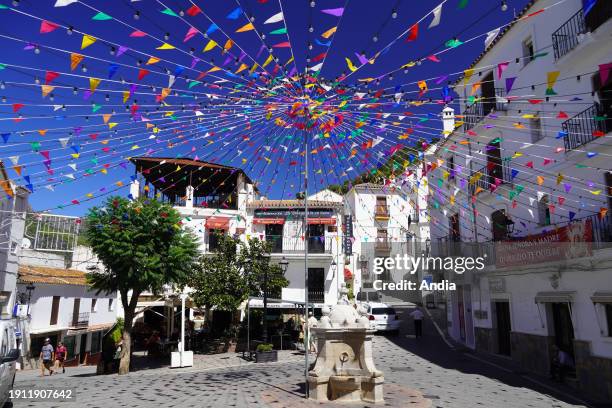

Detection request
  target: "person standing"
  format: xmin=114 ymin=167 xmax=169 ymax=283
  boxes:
xmin=39 ymin=338 xmax=55 ymax=377
xmin=409 ymin=308 xmax=424 ymax=338
xmin=307 ymin=312 xmax=318 ymax=353
xmin=55 ymin=342 xmax=67 ymax=374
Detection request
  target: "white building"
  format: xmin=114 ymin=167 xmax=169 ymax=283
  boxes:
xmin=425 ymin=0 xmax=612 ymax=402
xmin=247 ymin=189 xmax=345 ymax=306
xmin=17 ymin=246 xmax=118 ymax=369
xmin=344 ymin=183 xmax=418 ymax=303
xmin=0 ymin=161 xmax=29 ymax=319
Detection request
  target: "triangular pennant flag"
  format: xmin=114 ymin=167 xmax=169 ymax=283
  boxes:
xmin=70 ymin=53 xmax=84 ymax=71
xmin=428 ymin=4 xmax=443 ymax=28
xmin=156 ymin=43 xmax=175 ymax=50
xmin=92 ymin=12 xmax=112 ymax=21
xmin=264 ymin=11 xmax=284 ymax=24
xmin=89 ymin=78 xmax=101 ymax=93
xmin=321 ymin=8 xmax=344 ymax=16
xmin=405 ymin=24 xmax=419 ymax=42
xmin=184 ymin=26 xmax=198 ymax=43
xmin=40 ymin=20 xmax=60 ymax=34
xmin=236 ymin=22 xmax=255 ymax=33
xmin=203 ymin=39 xmax=217 ymax=52
xmin=505 ymin=77 xmax=516 ymax=93
xmin=41 ymin=85 xmax=55 ymax=97
xmin=81 ymin=34 xmax=97 ymax=50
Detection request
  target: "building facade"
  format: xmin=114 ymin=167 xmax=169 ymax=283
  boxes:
xmin=424 ymin=0 xmax=612 ymax=401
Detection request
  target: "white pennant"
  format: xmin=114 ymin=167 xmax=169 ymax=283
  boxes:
xmin=168 ymin=75 xmax=176 ymax=88
xmin=264 ymin=12 xmax=284 ymax=24
xmin=428 ymin=4 xmax=443 ymax=28
xmin=8 ymin=156 xmax=19 ymax=165
xmin=68 ymin=163 xmax=77 ymax=171
xmin=58 ymin=138 xmax=70 ymax=148
xmin=54 ymin=0 xmax=78 ymax=6
xmin=485 ymin=28 xmax=501 ymax=49
xmin=309 ymin=62 xmax=323 ymax=72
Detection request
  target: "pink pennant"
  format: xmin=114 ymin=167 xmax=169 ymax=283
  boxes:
xmin=130 ymin=30 xmax=147 ymax=38
xmin=497 ymin=62 xmax=509 ymax=79
xmin=183 ymin=26 xmax=198 ymax=43
xmin=272 ymin=41 xmax=291 ymax=48
xmin=40 ymin=20 xmax=59 ymax=34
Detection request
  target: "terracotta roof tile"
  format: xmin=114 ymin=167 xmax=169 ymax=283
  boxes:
xmin=18 ymin=265 xmax=89 ymax=286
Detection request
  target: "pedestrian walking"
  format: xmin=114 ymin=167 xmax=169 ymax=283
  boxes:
xmin=39 ymin=338 xmax=55 ymax=377
xmin=55 ymin=342 xmax=67 ymax=374
xmin=409 ymin=308 xmax=424 ymax=338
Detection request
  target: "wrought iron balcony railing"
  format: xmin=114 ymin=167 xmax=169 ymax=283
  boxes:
xmin=71 ymin=312 xmax=90 ymax=328
xmin=469 ymin=160 xmax=512 ymax=194
xmin=463 ymin=88 xmax=508 ymax=132
xmin=265 ymin=235 xmax=333 ymax=254
xmin=562 ymin=104 xmax=608 ymax=151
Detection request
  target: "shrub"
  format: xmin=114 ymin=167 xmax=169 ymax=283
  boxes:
xmin=256 ymin=343 xmax=273 ymax=352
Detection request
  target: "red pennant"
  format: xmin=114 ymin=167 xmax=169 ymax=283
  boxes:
xmin=12 ymin=103 xmax=24 ymax=113
xmin=40 ymin=20 xmax=59 ymax=34
xmin=137 ymin=69 xmax=150 ymax=81
xmin=45 ymin=71 xmax=60 ymax=84
xmin=405 ymin=24 xmax=419 ymax=42
xmin=526 ymin=161 xmax=534 ymax=168
xmin=593 ymin=130 xmax=604 ymax=137
xmin=186 ymin=5 xmax=202 ymax=16
xmin=557 ymin=111 xmax=568 ymax=119
xmin=130 ymin=30 xmax=147 ymax=38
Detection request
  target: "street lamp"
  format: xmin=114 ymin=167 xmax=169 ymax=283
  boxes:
xmin=279 ymin=257 xmax=289 ymax=275
xmin=25 ymin=284 xmax=35 ymax=316
xmin=261 ymin=254 xmax=271 ymax=343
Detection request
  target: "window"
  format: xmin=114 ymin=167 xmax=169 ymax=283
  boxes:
xmin=538 ymin=195 xmax=551 ymax=226
xmin=605 ymin=304 xmax=612 ymax=337
xmin=375 ymin=196 xmax=389 ymax=218
xmin=108 ymin=298 xmax=114 ymax=312
xmin=90 ymin=331 xmax=102 ymax=354
xmin=530 ymin=114 xmax=543 ymax=142
xmin=72 ymin=298 xmax=81 ymax=326
xmin=522 ymin=37 xmax=535 ymax=66
xmin=447 ymin=155 xmax=455 ymax=180
xmin=91 ymin=299 xmax=97 ymax=313
xmin=50 ymin=296 xmax=60 ymax=325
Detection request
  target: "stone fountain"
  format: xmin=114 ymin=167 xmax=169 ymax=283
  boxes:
xmin=307 ymin=285 xmax=384 ymax=403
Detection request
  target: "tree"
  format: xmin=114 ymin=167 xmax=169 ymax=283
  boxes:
xmin=85 ymin=197 xmax=199 ymax=374
xmin=188 ymin=234 xmax=289 ymax=314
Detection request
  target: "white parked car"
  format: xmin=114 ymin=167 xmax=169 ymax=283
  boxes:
xmin=365 ymin=303 xmax=400 ymax=334
xmin=0 ymin=320 xmax=19 ymax=407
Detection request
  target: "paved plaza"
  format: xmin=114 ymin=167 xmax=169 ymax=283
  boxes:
xmin=13 ymin=309 xmax=591 ymax=408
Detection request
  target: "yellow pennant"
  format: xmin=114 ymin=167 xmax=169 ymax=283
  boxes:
xmin=236 ymin=22 xmax=255 ymax=33
xmin=262 ymin=54 xmax=274 ymax=68
xmin=81 ymin=34 xmax=97 ymax=50
xmin=89 ymin=78 xmax=101 ymax=93
xmin=41 ymin=85 xmax=54 ymax=97
xmin=321 ymin=26 xmax=337 ymax=39
xmin=345 ymin=57 xmax=357 ymax=72
xmin=156 ymin=43 xmax=175 ymax=50
xmin=203 ymin=40 xmax=217 ymax=52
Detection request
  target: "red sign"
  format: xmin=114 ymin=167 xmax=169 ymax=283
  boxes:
xmin=496 ymin=218 xmax=592 ymax=268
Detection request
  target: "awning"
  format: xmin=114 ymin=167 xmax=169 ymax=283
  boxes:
xmin=591 ymin=291 xmax=612 ymax=303
xmin=206 ymin=216 xmax=230 ymax=229
xmin=253 ymin=218 xmax=285 ymax=225
xmin=535 ymin=291 xmax=576 ymax=303
xmin=307 ymin=217 xmax=336 ymax=225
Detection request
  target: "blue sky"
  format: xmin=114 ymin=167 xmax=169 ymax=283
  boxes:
xmin=0 ymin=0 xmax=532 ymax=215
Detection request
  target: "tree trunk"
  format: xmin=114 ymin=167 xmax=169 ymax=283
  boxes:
xmin=118 ymin=290 xmax=139 ymax=375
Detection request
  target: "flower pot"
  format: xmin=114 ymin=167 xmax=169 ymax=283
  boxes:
xmin=255 ymin=350 xmax=278 ymax=363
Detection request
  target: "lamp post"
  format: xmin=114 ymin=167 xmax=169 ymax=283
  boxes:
xmin=25 ymin=284 xmax=35 ymax=316
xmin=261 ymin=253 xmax=271 ymax=343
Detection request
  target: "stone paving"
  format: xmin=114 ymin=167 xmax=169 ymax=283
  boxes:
xmin=12 ymin=310 xmax=589 ymax=408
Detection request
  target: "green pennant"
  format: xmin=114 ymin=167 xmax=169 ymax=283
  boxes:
xmin=92 ymin=12 xmax=112 ymax=21
xmin=31 ymin=141 xmax=41 ymax=152
xmin=0 ymin=64 xmax=6 ymax=70
xmin=161 ymin=8 xmax=179 ymax=17
xmin=458 ymin=0 xmax=469 ymax=9
xmin=92 ymin=104 xmax=102 ymax=113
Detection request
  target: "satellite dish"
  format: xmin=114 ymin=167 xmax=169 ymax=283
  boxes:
xmin=21 ymin=238 xmax=31 ymax=249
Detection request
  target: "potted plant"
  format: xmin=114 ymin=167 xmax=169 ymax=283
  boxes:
xmin=255 ymin=343 xmax=277 ymax=363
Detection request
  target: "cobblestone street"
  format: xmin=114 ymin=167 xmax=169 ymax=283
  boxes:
xmin=12 ymin=307 xmax=591 ymax=408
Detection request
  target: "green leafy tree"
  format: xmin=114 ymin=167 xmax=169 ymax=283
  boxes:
xmin=85 ymin=197 xmax=199 ymax=374
xmin=189 ymin=234 xmax=289 ymax=313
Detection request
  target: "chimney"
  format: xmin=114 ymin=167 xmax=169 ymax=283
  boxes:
xmin=442 ymin=106 xmax=455 ymax=137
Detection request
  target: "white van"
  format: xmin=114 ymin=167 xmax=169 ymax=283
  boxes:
xmin=0 ymin=320 xmax=19 ymax=407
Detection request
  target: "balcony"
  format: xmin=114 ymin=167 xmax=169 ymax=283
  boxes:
xmin=562 ymin=104 xmax=609 ymax=151
xmin=463 ymin=88 xmax=508 ymax=132
xmin=375 ymin=204 xmax=390 ymax=220
xmin=552 ymin=2 xmax=612 ymax=61
xmin=375 ymin=239 xmax=391 ymax=252
xmin=469 ymin=160 xmax=512 ymax=194
xmin=71 ymin=312 xmax=90 ymax=328
xmin=308 ymin=288 xmax=325 ymax=303
xmin=265 ymin=235 xmax=333 ymax=254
